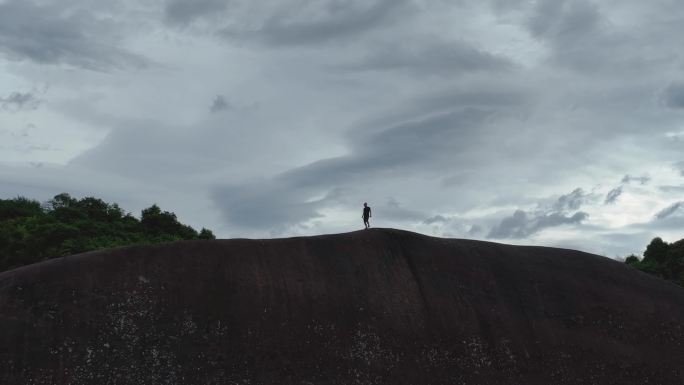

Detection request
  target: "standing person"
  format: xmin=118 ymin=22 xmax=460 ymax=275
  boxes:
xmin=362 ymin=202 xmax=372 ymax=229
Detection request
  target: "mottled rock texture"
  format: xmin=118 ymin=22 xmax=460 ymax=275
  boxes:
xmin=1 ymin=228 xmax=683 ymax=384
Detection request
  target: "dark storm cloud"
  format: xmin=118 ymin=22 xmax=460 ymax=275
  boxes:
xmin=339 ymin=39 xmax=513 ymax=76
xmin=210 ymin=95 xmax=231 ymax=113
xmin=488 ymin=188 xmax=590 ymax=239
xmin=661 ymin=83 xmax=684 ymax=109
xmin=553 ymin=188 xmax=587 ymax=211
xmin=0 ymin=0 xmax=148 ymax=70
xmin=165 ymin=0 xmax=229 ymax=26
xmin=655 ymin=202 xmax=683 ymax=220
xmin=487 ymin=210 xmax=589 ymax=239
xmin=604 ymin=186 xmax=623 ymax=204
xmin=0 ymin=92 xmax=41 ymax=112
xmin=218 ymin=0 xmax=410 ymax=46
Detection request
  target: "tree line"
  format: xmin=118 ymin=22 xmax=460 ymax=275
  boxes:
xmin=0 ymin=193 xmax=215 ymax=273
xmin=625 ymin=237 xmax=684 ymax=288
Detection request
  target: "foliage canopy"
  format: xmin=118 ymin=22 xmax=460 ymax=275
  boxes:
xmin=0 ymin=194 xmax=215 ymax=273
xmin=626 ymin=237 xmax=684 ymax=288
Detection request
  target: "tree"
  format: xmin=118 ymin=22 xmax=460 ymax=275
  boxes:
xmin=141 ymin=204 xmax=198 ymax=239
xmin=48 ymin=193 xmax=77 ymax=210
xmin=0 ymin=196 xmax=42 ymax=221
xmin=48 ymin=193 xmax=85 ymax=223
xmin=625 ymin=236 xmax=684 ymax=288
xmin=199 ymin=228 xmax=216 ymax=240
xmin=643 ymin=237 xmax=669 ymax=264
xmin=77 ymin=197 xmax=116 ymax=222
xmin=0 ymin=194 xmax=216 ymax=273
xmin=625 ymin=255 xmax=639 ymax=265
xmin=664 ymin=239 xmax=684 ymax=283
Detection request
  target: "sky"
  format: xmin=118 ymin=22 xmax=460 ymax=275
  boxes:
xmin=1 ymin=0 xmax=684 ymax=257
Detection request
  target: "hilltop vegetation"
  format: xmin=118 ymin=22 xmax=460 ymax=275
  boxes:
xmin=0 ymin=193 xmax=214 ymax=273
xmin=625 ymin=237 xmax=684 ymax=288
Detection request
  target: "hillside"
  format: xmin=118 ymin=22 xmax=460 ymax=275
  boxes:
xmin=1 ymin=228 xmax=683 ymax=384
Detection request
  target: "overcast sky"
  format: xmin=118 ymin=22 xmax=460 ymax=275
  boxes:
xmin=2 ymin=0 xmax=684 ymax=257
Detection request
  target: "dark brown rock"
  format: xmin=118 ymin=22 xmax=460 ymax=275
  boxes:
xmin=1 ymin=228 xmax=683 ymax=384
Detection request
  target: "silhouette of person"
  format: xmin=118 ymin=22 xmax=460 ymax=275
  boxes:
xmin=362 ymin=202 xmax=372 ymax=229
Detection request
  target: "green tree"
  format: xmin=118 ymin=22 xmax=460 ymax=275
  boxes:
xmin=0 ymin=194 xmax=216 ymax=273
xmin=141 ymin=204 xmax=198 ymax=239
xmin=625 ymin=255 xmax=639 ymax=265
xmin=643 ymin=237 xmax=669 ymax=264
xmin=199 ymin=228 xmax=216 ymax=240
xmin=625 ymin=236 xmax=684 ymax=287
xmin=0 ymin=196 xmax=42 ymax=221
xmin=664 ymin=239 xmax=684 ymax=284
xmin=48 ymin=193 xmax=85 ymax=223
xmin=48 ymin=193 xmax=77 ymax=210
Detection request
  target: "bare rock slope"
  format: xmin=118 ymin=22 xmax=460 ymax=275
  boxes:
xmin=1 ymin=228 xmax=683 ymax=384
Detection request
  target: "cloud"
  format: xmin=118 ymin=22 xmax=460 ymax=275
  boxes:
xmin=211 ymin=180 xmax=334 ymax=230
xmin=674 ymin=161 xmax=684 ymax=177
xmin=468 ymin=224 xmax=483 ymax=236
xmin=659 ymin=185 xmax=684 ymax=193
xmin=7 ymin=0 xmax=684 ymax=257
xmin=528 ymin=0 xmax=604 ymax=69
xmin=165 ymin=0 xmax=229 ymax=26
xmin=488 ymin=210 xmax=589 ymax=239
xmin=629 ymin=200 xmax=684 ymax=235
xmin=622 ymin=174 xmax=651 ymax=185
xmin=211 ymin=159 xmax=358 ymax=229
xmin=0 ymin=92 xmax=41 ymax=112
xmin=424 ymin=215 xmax=448 ymax=225
xmin=376 ymin=199 xmax=426 ymax=223
xmin=0 ymin=0 xmax=148 ymax=70
xmin=553 ymin=188 xmax=587 ymax=211
xmin=526 ymin=0 xmax=658 ymax=73
xmin=655 ymin=202 xmax=683 ymax=220
xmin=487 ymin=188 xmax=590 ymax=239
xmin=163 ymin=0 xmax=412 ymax=47
xmin=210 ymin=95 xmax=231 ymax=113
xmin=338 ymin=38 xmax=513 ymax=76
xmin=210 ymin=106 xmax=507 ymax=230
xmin=604 ymin=186 xmax=623 ymax=204
xmin=661 ymin=83 xmax=684 ymax=109
xmin=217 ymin=0 xmax=411 ymax=46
